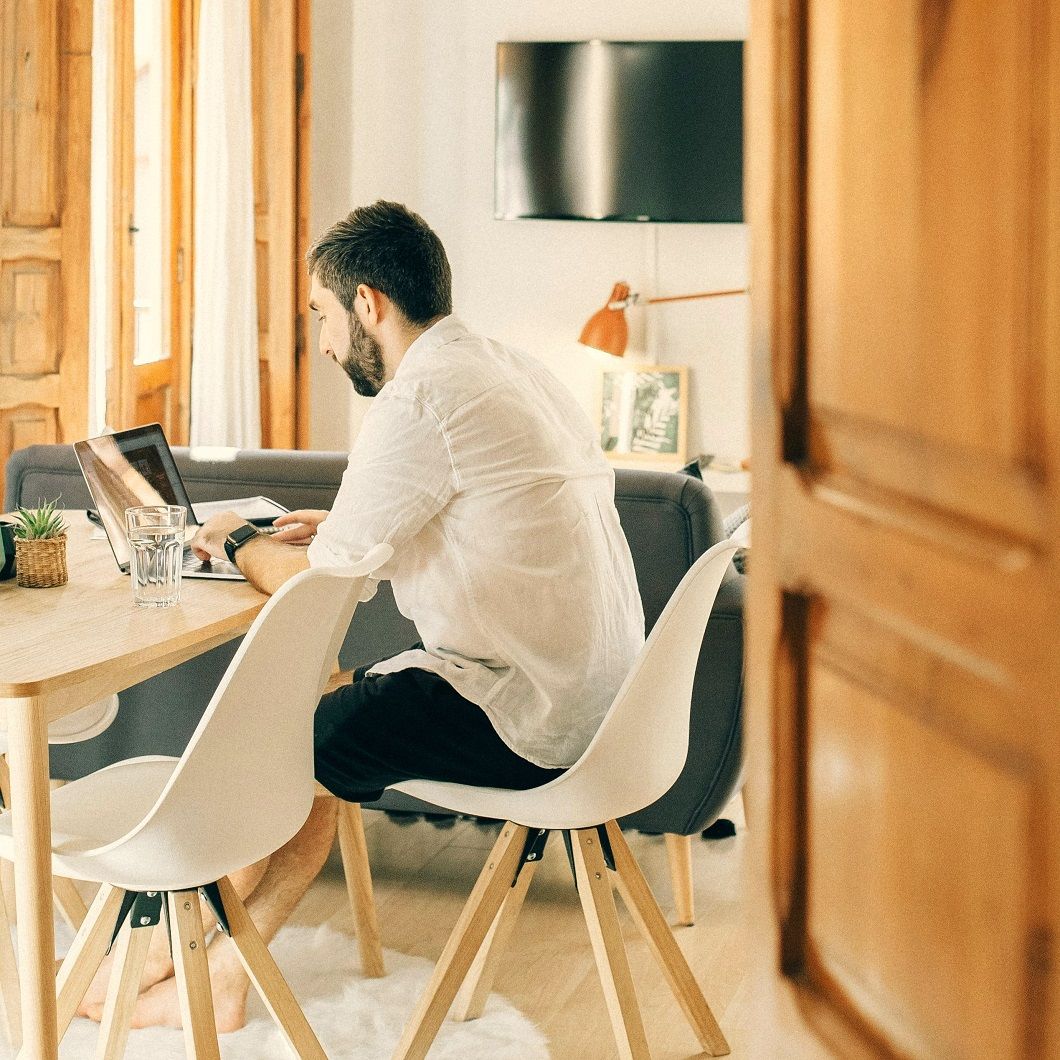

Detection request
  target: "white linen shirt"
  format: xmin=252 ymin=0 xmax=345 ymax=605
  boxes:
xmin=307 ymin=316 xmax=644 ymax=768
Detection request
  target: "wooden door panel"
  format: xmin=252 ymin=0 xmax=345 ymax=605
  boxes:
xmin=0 ymin=0 xmax=91 ymax=501
xmin=775 ymin=469 xmax=1034 ymax=676
xmin=811 ymin=602 xmax=1037 ymax=756
xmin=1 ymin=0 xmax=60 ymax=228
xmin=135 ymin=390 xmax=171 ymax=429
xmin=0 ymin=405 xmax=58 ymax=460
xmin=804 ymin=0 xmax=1047 ymax=539
xmin=134 ymin=359 xmax=172 ymax=429
xmin=806 ymin=644 xmax=1033 ymax=1059
xmin=749 ymin=1 xmax=1060 ymax=1056
xmin=0 ymin=259 xmax=61 ymax=373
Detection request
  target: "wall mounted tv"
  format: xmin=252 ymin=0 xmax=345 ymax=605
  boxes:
xmin=495 ymin=40 xmax=744 ymax=223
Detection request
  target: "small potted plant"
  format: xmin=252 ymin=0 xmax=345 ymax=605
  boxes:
xmin=11 ymin=500 xmax=68 ymax=588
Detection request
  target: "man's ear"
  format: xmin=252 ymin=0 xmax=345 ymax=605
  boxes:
xmin=356 ymin=284 xmax=386 ymax=325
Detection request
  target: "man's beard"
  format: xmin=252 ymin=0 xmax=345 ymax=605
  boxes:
xmin=339 ymin=313 xmax=386 ymax=397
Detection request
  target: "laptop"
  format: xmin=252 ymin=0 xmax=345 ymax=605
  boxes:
xmin=74 ymin=424 xmax=286 ymax=581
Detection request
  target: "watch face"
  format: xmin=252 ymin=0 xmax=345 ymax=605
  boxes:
xmin=225 ymin=523 xmax=258 ymax=562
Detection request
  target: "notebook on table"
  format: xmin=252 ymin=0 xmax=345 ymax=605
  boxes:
xmin=74 ymin=424 xmax=288 ymax=581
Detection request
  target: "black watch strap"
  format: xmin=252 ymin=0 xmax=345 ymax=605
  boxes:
xmin=223 ymin=522 xmax=259 ymax=564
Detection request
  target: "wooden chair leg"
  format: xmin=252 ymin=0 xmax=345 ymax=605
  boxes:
xmin=52 ymin=875 xmax=89 ymax=933
xmin=95 ymin=921 xmax=153 ymax=1060
xmin=336 ymin=800 xmax=385 ymax=978
xmin=571 ymin=827 xmax=650 ymax=1060
xmin=392 ymin=823 xmax=529 ymax=1060
xmin=0 ymin=861 xmax=15 ymax=927
xmin=168 ymin=890 xmax=221 ymax=1060
xmin=57 ymin=884 xmax=127 ymax=1039
xmin=0 ymin=868 xmax=21 ymax=1050
xmin=0 ymin=758 xmax=14 ymax=926
xmin=606 ymin=821 xmax=730 ymax=1056
xmin=214 ymin=875 xmax=327 ymax=1059
xmin=0 ymin=754 xmax=11 ymax=809
xmin=664 ymin=833 xmax=696 ymax=926
xmin=0 ymin=759 xmax=92 ymax=938
xmin=452 ymin=856 xmax=538 ymax=1022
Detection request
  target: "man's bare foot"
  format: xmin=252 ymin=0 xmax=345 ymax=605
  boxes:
xmin=109 ymin=955 xmax=250 ymax=1034
xmin=125 ymin=977 xmax=182 ymax=1030
xmin=75 ymin=927 xmax=176 ymax=1018
xmin=75 ymin=860 xmax=268 ymax=1022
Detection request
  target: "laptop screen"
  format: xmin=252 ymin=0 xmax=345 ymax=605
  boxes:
xmin=74 ymin=424 xmax=197 ymax=570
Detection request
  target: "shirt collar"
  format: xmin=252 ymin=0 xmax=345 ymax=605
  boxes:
xmin=395 ymin=315 xmax=468 ymax=376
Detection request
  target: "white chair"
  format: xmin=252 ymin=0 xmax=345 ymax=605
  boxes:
xmin=0 ymin=544 xmax=391 ymax=1059
xmin=0 ymin=694 xmax=121 ymax=1046
xmin=391 ymin=540 xmax=740 ymax=1060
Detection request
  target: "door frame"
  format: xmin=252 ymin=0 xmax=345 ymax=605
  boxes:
xmin=109 ymin=0 xmax=309 ymax=447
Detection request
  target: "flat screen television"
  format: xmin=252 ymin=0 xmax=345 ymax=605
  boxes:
xmin=495 ymin=40 xmax=743 ymax=223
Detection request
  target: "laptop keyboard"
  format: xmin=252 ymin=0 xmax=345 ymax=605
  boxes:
xmin=182 ymin=525 xmax=280 ymax=575
xmin=181 ymin=547 xmax=242 ymax=576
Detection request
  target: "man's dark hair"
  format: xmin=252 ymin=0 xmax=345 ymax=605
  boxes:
xmin=306 ymin=200 xmax=452 ymax=326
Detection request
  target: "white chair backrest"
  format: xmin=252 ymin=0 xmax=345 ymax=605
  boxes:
xmin=89 ymin=544 xmax=391 ymax=886
xmin=534 ymin=539 xmax=740 ymax=824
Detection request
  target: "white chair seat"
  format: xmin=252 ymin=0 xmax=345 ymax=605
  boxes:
xmin=395 ymin=771 xmax=651 ymax=831
xmin=0 ymin=694 xmax=120 ymax=755
xmin=0 ymin=755 xmax=178 ymax=890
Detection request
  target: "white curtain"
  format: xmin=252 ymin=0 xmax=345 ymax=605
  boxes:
xmin=190 ymin=0 xmax=260 ymax=447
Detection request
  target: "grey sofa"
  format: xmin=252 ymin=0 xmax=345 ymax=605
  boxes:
xmin=5 ymin=444 xmax=743 ymax=842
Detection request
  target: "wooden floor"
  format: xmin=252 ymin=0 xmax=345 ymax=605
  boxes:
xmin=300 ymin=795 xmax=757 ymax=1060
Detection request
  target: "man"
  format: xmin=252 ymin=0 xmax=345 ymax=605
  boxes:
xmin=89 ymin=200 xmax=644 ymax=1031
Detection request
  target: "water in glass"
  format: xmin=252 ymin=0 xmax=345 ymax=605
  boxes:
xmin=125 ymin=505 xmax=186 ymax=607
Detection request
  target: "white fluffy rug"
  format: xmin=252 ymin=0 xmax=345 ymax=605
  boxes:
xmin=3 ymin=917 xmax=549 ymax=1059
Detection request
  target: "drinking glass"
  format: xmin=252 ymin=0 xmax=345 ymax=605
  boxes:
xmin=125 ymin=505 xmax=186 ymax=608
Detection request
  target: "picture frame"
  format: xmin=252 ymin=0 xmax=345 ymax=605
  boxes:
xmin=597 ymin=364 xmax=688 ymax=464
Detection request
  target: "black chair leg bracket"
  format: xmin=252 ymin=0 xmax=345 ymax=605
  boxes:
xmin=105 ymin=881 xmax=232 ymax=961
xmin=512 ymin=827 xmax=550 ymax=887
xmin=107 ymin=889 xmax=164 ymax=954
xmin=561 ymin=830 xmax=577 ymax=888
xmin=198 ymin=880 xmax=232 ymax=937
xmin=595 ymin=824 xmax=616 ymax=871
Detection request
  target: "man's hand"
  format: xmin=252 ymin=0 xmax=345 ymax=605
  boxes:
xmin=190 ymin=512 xmax=249 ymax=561
xmin=271 ymin=509 xmax=329 ymax=545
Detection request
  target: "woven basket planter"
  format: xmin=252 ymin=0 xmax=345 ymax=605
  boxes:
xmin=14 ymin=534 xmax=68 ymax=588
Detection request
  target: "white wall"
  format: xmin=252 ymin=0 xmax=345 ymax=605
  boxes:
xmin=310 ymin=0 xmax=750 ymax=463
xmin=307 ymin=1 xmax=357 ymax=450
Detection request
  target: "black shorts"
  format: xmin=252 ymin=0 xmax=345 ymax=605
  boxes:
xmin=313 ymin=665 xmax=566 ymax=803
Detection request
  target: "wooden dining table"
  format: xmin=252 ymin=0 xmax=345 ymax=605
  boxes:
xmin=0 ymin=514 xmax=267 ymax=1058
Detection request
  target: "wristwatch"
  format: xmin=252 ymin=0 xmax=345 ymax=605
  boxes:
xmin=223 ymin=522 xmax=260 ymax=564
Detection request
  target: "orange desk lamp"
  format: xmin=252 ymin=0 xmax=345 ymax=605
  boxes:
xmin=578 ymin=281 xmax=748 ymax=358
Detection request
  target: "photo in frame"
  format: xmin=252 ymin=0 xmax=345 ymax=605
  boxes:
xmin=597 ymin=364 xmax=688 ymax=463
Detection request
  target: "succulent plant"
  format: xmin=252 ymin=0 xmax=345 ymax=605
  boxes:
xmin=11 ymin=499 xmax=67 ymax=540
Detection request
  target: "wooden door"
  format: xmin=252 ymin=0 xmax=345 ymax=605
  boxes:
xmin=747 ymin=2 xmax=1060 ymax=1057
xmin=0 ymin=1 xmax=92 ymax=502
xmin=110 ymin=0 xmax=194 ymax=442
xmin=250 ymin=0 xmax=311 ymax=449
xmin=108 ymin=0 xmax=308 ymax=448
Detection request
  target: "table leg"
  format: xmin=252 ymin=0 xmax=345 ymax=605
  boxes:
xmin=6 ymin=696 xmax=57 ymax=1060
